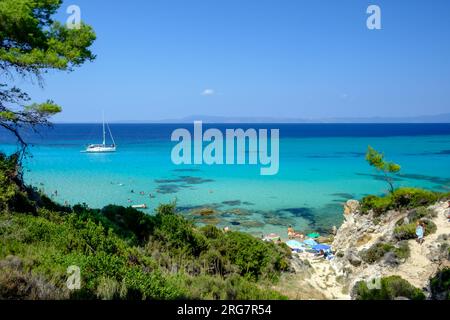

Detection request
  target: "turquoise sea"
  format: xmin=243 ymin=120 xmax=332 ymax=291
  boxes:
xmin=1 ymin=123 xmax=449 ymax=238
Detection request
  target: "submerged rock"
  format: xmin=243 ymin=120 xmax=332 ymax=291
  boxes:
xmin=191 ymin=207 xmax=218 ymax=216
xmin=227 ymin=208 xmax=252 ymax=216
xmin=239 ymin=220 xmax=265 ymax=228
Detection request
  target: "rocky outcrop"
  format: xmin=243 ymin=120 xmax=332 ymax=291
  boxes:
xmin=282 ymin=199 xmax=450 ymax=300
xmin=330 ymin=200 xmax=450 ymax=297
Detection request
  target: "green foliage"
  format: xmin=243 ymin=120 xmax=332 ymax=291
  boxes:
xmin=0 ymin=153 xmax=36 ymax=213
xmin=100 ymin=205 xmax=155 ymax=245
xmin=365 ymin=146 xmax=401 ymax=193
xmin=26 ymin=101 xmax=62 ymax=116
xmin=361 ymin=187 xmax=441 ymax=215
xmin=0 ymin=0 xmax=96 ymax=153
xmin=406 ymin=206 xmax=437 ymax=221
xmin=354 ymin=276 xmax=425 ymax=300
xmin=394 ymin=220 xmax=437 ymax=241
xmin=360 ymin=241 xmax=410 ymax=264
xmin=0 ymin=153 xmax=19 ymax=207
xmin=0 ymin=160 xmax=289 ymax=300
xmin=390 ymin=188 xmax=439 ymax=209
xmin=217 ymin=232 xmax=288 ymax=280
xmin=393 ymin=205 xmax=437 ymax=241
xmin=0 ymin=256 xmax=69 ymax=300
xmin=430 ymin=268 xmax=450 ymax=300
xmin=151 ymin=205 xmax=208 ymax=256
xmin=360 ymin=195 xmax=392 ymax=215
xmin=188 ymin=274 xmax=286 ymax=300
xmin=200 ymin=224 xmax=223 ymax=239
xmin=0 ymin=0 xmax=96 ymax=73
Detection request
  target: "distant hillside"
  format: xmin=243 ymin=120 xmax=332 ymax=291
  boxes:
xmin=111 ymin=113 xmax=450 ymax=124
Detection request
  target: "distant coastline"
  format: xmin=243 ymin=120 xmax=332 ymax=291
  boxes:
xmin=53 ymin=113 xmax=450 ymax=124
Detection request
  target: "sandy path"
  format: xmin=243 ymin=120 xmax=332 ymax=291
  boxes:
xmin=385 ymin=204 xmax=450 ymax=289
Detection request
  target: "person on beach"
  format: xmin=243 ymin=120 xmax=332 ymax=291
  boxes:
xmin=287 ymin=225 xmax=304 ymax=239
xmin=416 ymin=221 xmax=425 ymax=245
xmin=287 ymin=225 xmax=295 ymax=239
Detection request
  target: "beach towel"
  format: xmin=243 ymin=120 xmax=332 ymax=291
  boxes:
xmin=307 ymin=232 xmax=320 ymax=239
xmin=303 ymin=239 xmax=318 ymax=247
xmin=312 ymin=244 xmax=331 ymax=252
xmin=286 ymin=240 xmax=304 ymax=249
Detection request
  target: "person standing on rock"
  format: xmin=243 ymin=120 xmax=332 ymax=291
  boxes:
xmin=416 ymin=221 xmax=425 ymax=245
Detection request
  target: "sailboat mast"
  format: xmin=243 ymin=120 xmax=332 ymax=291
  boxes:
xmin=102 ymin=111 xmax=106 ymax=146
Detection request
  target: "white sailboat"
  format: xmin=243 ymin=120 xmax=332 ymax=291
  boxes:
xmin=85 ymin=113 xmax=116 ymax=153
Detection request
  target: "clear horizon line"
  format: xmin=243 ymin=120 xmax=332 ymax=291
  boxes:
xmin=52 ymin=112 xmax=450 ymax=124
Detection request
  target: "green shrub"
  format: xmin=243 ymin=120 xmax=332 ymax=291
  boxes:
xmin=394 ymin=220 xmax=437 ymax=241
xmin=394 ymin=241 xmax=411 ymax=260
xmin=390 ymin=188 xmax=438 ymax=210
xmin=361 ymin=242 xmax=395 ymax=264
xmin=0 ymin=160 xmax=289 ymax=300
xmin=361 ymin=195 xmax=392 ymax=215
xmin=0 ymin=255 xmax=69 ymax=300
xmin=353 ymin=276 xmax=425 ymax=300
xmin=217 ymin=232 xmax=289 ymax=280
xmin=200 ymin=224 xmax=223 ymax=239
xmin=186 ymin=274 xmax=287 ymax=300
xmin=393 ymin=223 xmax=417 ymax=241
xmin=95 ymin=277 xmax=122 ymax=300
xmin=361 ymin=241 xmax=410 ymax=264
xmin=407 ymin=206 xmax=436 ymax=221
xmin=0 ymin=153 xmax=20 ymax=212
xmin=152 ymin=207 xmax=209 ymax=256
xmin=101 ymin=205 xmax=155 ymax=245
xmin=430 ymin=268 xmax=450 ymax=300
xmin=361 ymin=188 xmax=440 ymax=215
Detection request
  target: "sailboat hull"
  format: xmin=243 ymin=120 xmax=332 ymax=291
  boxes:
xmin=84 ymin=113 xmax=117 ymax=153
xmin=85 ymin=145 xmax=116 ymax=153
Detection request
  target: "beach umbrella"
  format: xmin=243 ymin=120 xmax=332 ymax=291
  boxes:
xmin=286 ymin=240 xmax=304 ymax=249
xmin=303 ymin=239 xmax=318 ymax=247
xmin=307 ymin=232 xmax=320 ymax=239
xmin=312 ymin=244 xmax=331 ymax=252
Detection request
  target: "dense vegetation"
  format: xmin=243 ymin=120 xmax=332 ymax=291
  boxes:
xmin=390 ymin=206 xmax=437 ymax=241
xmin=360 ymin=187 xmax=448 ymax=216
xmin=430 ymin=268 xmax=450 ymax=300
xmin=360 ymin=241 xmax=410 ymax=265
xmin=353 ymin=276 xmax=426 ymax=300
xmin=0 ymin=153 xmax=290 ymax=300
xmin=1 ymin=0 xmax=96 ymax=155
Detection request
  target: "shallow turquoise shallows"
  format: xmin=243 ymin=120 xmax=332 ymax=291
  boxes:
xmin=1 ymin=123 xmax=449 ymax=238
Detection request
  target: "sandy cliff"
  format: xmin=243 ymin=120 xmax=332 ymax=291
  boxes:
xmin=275 ymin=200 xmax=450 ymax=299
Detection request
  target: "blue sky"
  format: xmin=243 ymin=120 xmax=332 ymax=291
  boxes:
xmin=19 ymin=0 xmax=450 ymax=122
